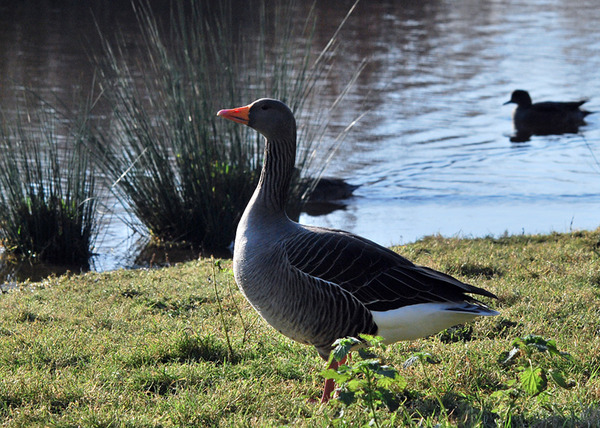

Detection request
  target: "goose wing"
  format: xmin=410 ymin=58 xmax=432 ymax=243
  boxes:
xmin=282 ymin=226 xmax=496 ymax=312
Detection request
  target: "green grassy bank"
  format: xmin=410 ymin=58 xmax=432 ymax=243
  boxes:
xmin=1 ymin=230 xmax=600 ymax=427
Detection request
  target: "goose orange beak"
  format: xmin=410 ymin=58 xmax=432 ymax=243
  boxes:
xmin=217 ymin=105 xmax=251 ymax=125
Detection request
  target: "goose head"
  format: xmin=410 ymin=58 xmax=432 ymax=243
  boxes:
xmin=217 ymin=98 xmax=298 ymax=213
xmin=217 ymin=98 xmax=296 ymax=141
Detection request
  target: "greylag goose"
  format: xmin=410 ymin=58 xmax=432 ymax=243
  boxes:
xmin=504 ymin=90 xmax=592 ymax=141
xmin=217 ymin=98 xmax=499 ymax=402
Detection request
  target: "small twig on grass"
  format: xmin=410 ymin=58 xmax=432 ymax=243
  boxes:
xmin=210 ymin=257 xmax=234 ymax=359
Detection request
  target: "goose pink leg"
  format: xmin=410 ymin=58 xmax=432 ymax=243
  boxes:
xmin=321 ymin=356 xmax=347 ymax=403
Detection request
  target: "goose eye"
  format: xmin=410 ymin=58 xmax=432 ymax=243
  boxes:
xmin=261 ymin=105 xmax=269 ymax=110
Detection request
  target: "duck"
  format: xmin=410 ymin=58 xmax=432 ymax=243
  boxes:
xmin=217 ymin=98 xmax=499 ymax=402
xmin=504 ymin=90 xmax=592 ymax=140
xmin=300 ymin=175 xmax=359 ymax=217
xmin=305 ymin=176 xmax=359 ymax=203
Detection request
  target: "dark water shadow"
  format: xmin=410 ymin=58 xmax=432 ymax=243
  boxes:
xmin=132 ymin=240 xmax=233 ymax=268
xmin=0 ymin=255 xmax=89 ymax=291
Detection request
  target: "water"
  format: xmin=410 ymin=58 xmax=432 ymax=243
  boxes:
xmin=302 ymin=0 xmax=600 ymax=247
xmin=1 ymin=0 xmax=599 ymax=272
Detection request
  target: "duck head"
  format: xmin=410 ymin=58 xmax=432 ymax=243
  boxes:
xmin=504 ymin=90 xmax=533 ymax=107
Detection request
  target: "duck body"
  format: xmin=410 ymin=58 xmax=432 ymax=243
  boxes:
xmin=218 ymin=98 xmax=498 ymax=399
xmin=504 ymin=90 xmax=592 ymax=137
xmin=306 ymin=176 xmax=359 ymax=202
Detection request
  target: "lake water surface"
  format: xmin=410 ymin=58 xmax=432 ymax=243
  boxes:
xmin=1 ymin=0 xmax=599 ymax=272
xmin=304 ymin=0 xmax=600 ymax=246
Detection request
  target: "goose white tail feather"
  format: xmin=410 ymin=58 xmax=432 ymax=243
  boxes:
xmin=372 ymin=302 xmax=498 ymax=344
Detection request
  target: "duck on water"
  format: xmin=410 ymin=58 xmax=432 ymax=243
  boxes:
xmin=217 ymin=98 xmax=499 ymax=403
xmin=504 ymin=89 xmax=592 ymax=142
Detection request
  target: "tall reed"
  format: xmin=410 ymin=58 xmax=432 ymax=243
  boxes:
xmin=93 ymin=0 xmax=360 ymax=251
xmin=0 ymin=101 xmax=99 ymax=267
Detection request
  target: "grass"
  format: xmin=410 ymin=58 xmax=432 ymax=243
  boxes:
xmin=1 ymin=229 xmax=600 ymax=426
xmin=0 ymin=99 xmax=99 ymax=268
xmin=92 ymin=0 xmax=361 ymax=251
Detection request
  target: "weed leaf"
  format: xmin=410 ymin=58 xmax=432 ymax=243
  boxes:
xmin=549 ymin=369 xmax=572 ymax=389
xmin=378 ymin=366 xmax=399 ymax=379
xmin=357 ymin=348 xmax=378 ymax=359
xmin=337 ymin=389 xmax=356 ymax=406
xmin=321 ymin=368 xmax=350 ymax=384
xmin=520 ymin=366 xmax=547 ymax=395
xmin=347 ymin=379 xmax=367 ymax=392
xmin=331 ymin=337 xmax=360 ymax=362
xmin=379 ymin=388 xmax=400 ymax=412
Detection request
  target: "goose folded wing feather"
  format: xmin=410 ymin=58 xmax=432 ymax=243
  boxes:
xmin=282 ymin=225 xmax=496 ymax=312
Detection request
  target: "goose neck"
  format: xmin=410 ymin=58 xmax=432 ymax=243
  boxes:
xmin=255 ymin=136 xmax=296 ymax=213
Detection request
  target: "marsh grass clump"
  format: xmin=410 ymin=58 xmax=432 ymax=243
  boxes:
xmin=93 ymin=0 xmax=359 ymax=251
xmin=0 ymin=104 xmax=98 ymax=267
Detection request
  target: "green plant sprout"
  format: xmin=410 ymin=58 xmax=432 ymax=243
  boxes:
xmin=492 ymin=334 xmax=577 ymax=426
xmin=322 ymin=334 xmax=407 ymax=428
xmin=501 ymin=334 xmax=576 ymax=395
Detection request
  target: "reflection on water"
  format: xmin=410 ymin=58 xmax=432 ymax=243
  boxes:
xmin=0 ymin=257 xmax=88 ymax=290
xmin=1 ymin=0 xmax=599 ymax=276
